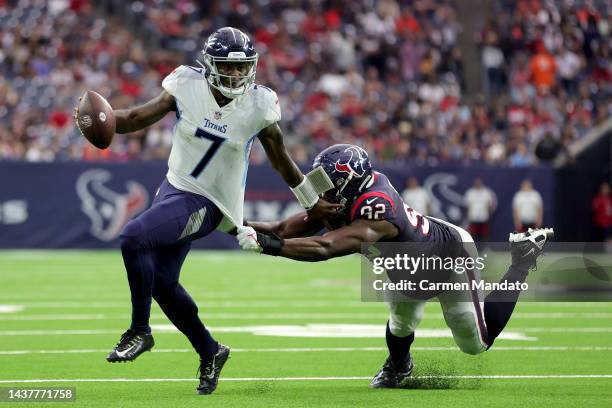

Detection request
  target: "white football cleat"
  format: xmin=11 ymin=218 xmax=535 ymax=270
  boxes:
xmin=509 ymin=227 xmax=554 ymax=270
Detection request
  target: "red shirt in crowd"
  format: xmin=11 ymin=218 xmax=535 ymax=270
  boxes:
xmin=592 ymin=193 xmax=612 ymax=228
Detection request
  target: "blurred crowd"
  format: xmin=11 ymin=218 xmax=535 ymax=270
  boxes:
xmin=0 ymin=0 xmax=610 ymax=165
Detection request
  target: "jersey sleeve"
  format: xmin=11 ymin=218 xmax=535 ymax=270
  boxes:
xmin=254 ymin=85 xmax=281 ymax=130
xmin=349 ymin=192 xmax=397 ymax=223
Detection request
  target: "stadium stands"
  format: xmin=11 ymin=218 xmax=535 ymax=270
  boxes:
xmin=0 ymin=0 xmax=610 ymax=165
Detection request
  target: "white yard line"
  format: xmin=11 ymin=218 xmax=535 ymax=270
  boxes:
xmin=2 ymin=312 xmax=612 ymax=321
xmin=0 ymin=346 xmax=611 ymax=356
xmin=4 ymin=300 xmax=611 ymax=308
xmin=0 ymin=375 xmax=611 ymax=384
xmin=1 ymin=327 xmax=612 ymax=336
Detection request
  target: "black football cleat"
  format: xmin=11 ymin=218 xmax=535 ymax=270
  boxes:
xmin=370 ymin=354 xmax=414 ymax=389
xmin=106 ymin=329 xmax=154 ymax=362
xmin=509 ymin=227 xmax=554 ymax=270
xmin=196 ymin=344 xmax=231 ymax=395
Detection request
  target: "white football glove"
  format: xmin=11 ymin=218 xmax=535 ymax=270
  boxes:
xmin=236 ymin=226 xmax=262 ymax=253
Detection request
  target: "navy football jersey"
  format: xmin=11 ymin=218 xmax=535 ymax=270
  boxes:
xmin=347 ymin=171 xmax=457 ymax=244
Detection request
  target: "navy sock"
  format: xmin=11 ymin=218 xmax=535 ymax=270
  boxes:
xmin=484 ymin=264 xmax=529 ymax=344
xmin=155 ymin=284 xmax=218 ymax=360
xmin=121 ymin=242 xmax=154 ymax=334
xmin=385 ymin=321 xmax=415 ymax=366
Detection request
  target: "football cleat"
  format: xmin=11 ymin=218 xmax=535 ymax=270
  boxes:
xmin=106 ymin=329 xmax=154 ymax=363
xmin=370 ymin=354 xmax=414 ymax=389
xmin=196 ymin=344 xmax=231 ymax=395
xmin=509 ymin=227 xmax=554 ymax=270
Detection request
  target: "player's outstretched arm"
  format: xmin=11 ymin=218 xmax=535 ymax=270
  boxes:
xmin=237 ymin=219 xmax=396 ymax=262
xmin=258 ymin=123 xmax=343 ymax=220
xmin=246 ymin=211 xmax=324 ymax=239
xmin=258 ymin=123 xmax=304 ymax=187
xmin=113 ymin=90 xmax=176 ymax=134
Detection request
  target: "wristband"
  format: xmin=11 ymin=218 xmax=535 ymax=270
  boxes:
xmin=256 ymin=232 xmax=284 ymax=256
xmin=290 ymin=177 xmax=319 ymax=210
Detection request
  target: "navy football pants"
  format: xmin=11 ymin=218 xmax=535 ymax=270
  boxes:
xmin=119 ymin=179 xmax=223 ymax=359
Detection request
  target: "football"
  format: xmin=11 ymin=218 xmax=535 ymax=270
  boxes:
xmin=76 ymin=90 xmax=116 ymax=149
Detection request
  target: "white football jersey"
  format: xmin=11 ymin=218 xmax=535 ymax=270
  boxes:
xmin=162 ymin=65 xmax=281 ymax=227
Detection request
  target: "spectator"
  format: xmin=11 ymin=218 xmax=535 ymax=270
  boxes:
xmin=592 ymin=182 xmax=612 ymax=243
xmin=464 ymin=178 xmax=496 ymax=242
xmin=512 ymin=180 xmax=543 ymax=232
xmin=509 ymin=143 xmax=536 ymax=167
xmin=481 ymin=31 xmax=506 ymax=97
xmin=401 ymin=176 xmax=430 ymax=215
xmin=529 ymin=44 xmax=557 ymax=93
xmin=0 ymin=0 xmax=610 ymax=165
xmin=535 ymin=131 xmax=565 ymax=162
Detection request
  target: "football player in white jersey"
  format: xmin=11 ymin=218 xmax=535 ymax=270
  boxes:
xmin=74 ymin=27 xmax=341 ymax=395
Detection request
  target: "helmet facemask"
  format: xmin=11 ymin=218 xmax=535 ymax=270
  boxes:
xmin=198 ymin=52 xmax=258 ymax=99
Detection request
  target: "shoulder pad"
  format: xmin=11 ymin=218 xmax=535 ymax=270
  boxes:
xmin=162 ymin=65 xmax=205 ymax=96
xmin=250 ymin=84 xmax=281 ymax=127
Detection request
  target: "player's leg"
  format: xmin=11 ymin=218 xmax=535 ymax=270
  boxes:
xmin=370 ymin=300 xmax=425 ymax=388
xmin=108 ymin=180 xmax=222 ymax=362
xmin=152 ymin=244 xmax=230 ymax=395
xmin=152 ymin=243 xmax=212 ymax=349
xmin=438 ymin=224 xmax=553 ymax=354
xmin=483 ymin=228 xmax=554 ymax=343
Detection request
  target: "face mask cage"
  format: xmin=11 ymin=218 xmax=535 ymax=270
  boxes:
xmin=322 ymin=172 xmax=373 ymax=207
xmin=198 ymin=53 xmax=258 ymax=99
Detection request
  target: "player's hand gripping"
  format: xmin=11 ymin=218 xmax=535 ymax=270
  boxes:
xmin=305 ymin=198 xmax=344 ymax=222
xmin=236 ymin=226 xmax=284 ymax=256
xmin=237 ymin=226 xmax=263 ymax=253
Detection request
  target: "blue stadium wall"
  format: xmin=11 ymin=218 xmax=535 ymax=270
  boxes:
xmin=0 ymin=161 xmax=554 ymax=249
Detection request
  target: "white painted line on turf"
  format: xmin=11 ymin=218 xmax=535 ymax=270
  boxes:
xmin=1 ymin=375 xmax=612 ymax=384
xmin=0 ymin=326 xmax=610 ymax=337
xmin=149 ymin=324 xmax=537 ymax=341
xmin=0 ymin=305 xmax=24 ymax=313
xmin=2 ymin=312 xmax=612 ymax=321
xmin=7 ymin=301 xmax=610 ymax=309
xmin=1 ymin=346 xmax=612 ymax=356
xmin=4 ymin=301 xmax=372 ymax=309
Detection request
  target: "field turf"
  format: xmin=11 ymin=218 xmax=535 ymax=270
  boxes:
xmin=0 ymin=251 xmax=611 ymax=407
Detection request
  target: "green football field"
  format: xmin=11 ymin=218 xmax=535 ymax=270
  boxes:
xmin=0 ymin=251 xmax=611 ymax=407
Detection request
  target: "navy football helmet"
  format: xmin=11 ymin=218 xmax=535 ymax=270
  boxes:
xmin=312 ymin=144 xmax=373 ymax=206
xmin=196 ymin=27 xmax=258 ymax=99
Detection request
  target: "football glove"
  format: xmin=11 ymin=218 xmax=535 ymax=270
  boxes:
xmin=236 ymin=226 xmax=283 ymax=256
xmin=236 ymin=226 xmax=262 ymax=253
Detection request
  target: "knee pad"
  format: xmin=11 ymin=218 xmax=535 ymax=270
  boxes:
xmin=454 ymin=336 xmax=487 ymax=355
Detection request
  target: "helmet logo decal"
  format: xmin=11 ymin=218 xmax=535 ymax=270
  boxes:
xmin=334 ymin=146 xmax=368 ymax=177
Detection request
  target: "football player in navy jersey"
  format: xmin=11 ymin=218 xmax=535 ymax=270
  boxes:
xmin=237 ymin=144 xmax=553 ymax=388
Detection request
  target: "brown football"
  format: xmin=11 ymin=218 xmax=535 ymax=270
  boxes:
xmin=76 ymin=90 xmax=116 ymax=150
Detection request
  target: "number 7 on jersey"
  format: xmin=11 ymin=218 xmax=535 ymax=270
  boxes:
xmin=191 ymin=128 xmax=226 ymax=178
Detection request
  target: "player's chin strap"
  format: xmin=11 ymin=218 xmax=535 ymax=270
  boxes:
xmin=256 ymin=232 xmax=284 ymax=256
xmin=291 ymin=167 xmax=334 ymax=210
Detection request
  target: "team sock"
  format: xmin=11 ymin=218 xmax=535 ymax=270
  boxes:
xmin=385 ymin=321 xmax=414 ymax=367
xmin=121 ymin=243 xmax=155 ymax=334
xmin=484 ymin=264 xmax=529 ymax=344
